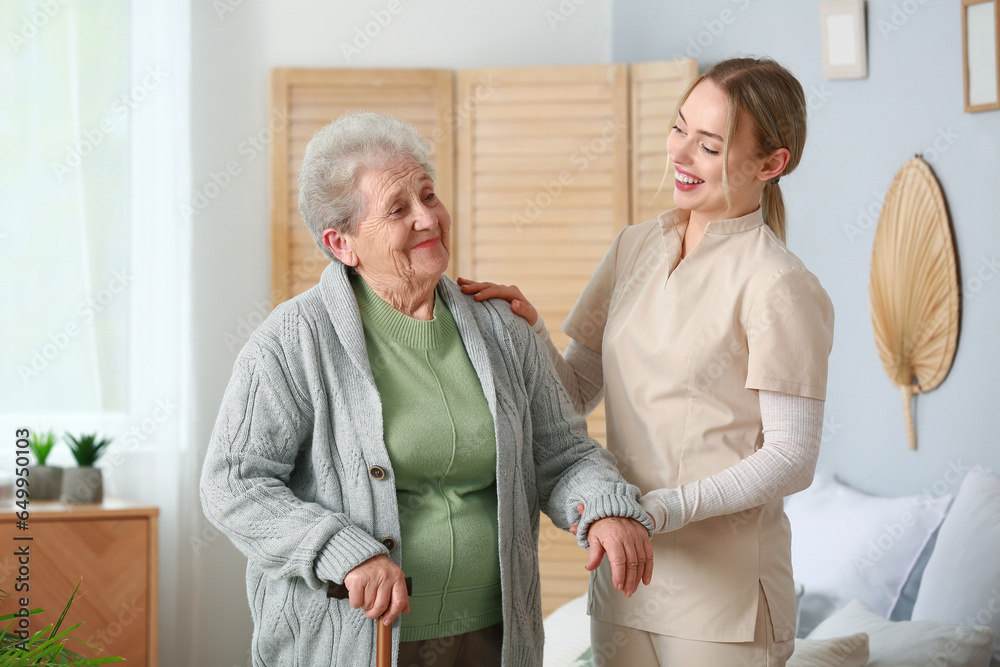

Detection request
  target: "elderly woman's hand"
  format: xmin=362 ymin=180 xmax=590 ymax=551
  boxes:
xmin=343 ymin=554 xmax=411 ymax=625
xmin=570 ymin=503 xmax=654 ymax=597
xmin=457 ymin=277 xmax=539 ymax=327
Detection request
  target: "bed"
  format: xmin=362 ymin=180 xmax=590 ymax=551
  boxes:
xmin=542 ymin=466 xmax=1000 ymax=667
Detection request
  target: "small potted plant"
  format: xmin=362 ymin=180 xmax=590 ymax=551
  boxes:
xmin=61 ymin=433 xmax=112 ymax=503
xmin=27 ymin=430 xmax=62 ymax=501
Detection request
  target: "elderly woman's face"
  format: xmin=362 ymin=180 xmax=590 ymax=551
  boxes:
xmin=337 ymin=157 xmax=451 ymax=287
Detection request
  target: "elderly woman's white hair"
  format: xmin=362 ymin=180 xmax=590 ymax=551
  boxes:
xmin=298 ymin=111 xmax=435 ymax=261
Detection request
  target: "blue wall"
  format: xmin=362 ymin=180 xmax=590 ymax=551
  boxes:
xmin=613 ymin=0 xmax=1000 ymax=496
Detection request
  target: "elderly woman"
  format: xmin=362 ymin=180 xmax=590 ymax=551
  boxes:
xmin=200 ymin=111 xmax=654 ymax=667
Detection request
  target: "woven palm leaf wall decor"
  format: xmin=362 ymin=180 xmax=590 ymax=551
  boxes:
xmin=869 ymin=156 xmax=960 ymax=450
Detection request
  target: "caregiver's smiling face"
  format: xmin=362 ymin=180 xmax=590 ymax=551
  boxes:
xmin=667 ymin=78 xmax=772 ymax=226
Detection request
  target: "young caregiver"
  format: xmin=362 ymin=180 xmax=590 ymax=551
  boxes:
xmin=460 ymin=57 xmax=835 ymax=665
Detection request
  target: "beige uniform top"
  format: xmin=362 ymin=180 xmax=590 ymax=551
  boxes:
xmin=564 ymin=207 xmax=834 ymax=643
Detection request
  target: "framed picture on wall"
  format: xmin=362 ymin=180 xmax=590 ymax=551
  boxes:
xmin=963 ymin=0 xmax=1000 ymax=112
xmin=820 ymin=0 xmax=868 ymax=80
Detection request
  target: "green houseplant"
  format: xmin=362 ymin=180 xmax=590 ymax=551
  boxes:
xmin=0 ymin=581 xmax=123 ymax=665
xmin=27 ymin=431 xmax=62 ymax=501
xmin=61 ymin=434 xmax=112 ymax=503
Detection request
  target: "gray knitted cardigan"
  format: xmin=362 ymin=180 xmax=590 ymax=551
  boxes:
xmin=199 ymin=262 xmax=652 ymax=667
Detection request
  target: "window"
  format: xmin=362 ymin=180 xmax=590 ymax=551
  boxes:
xmin=1 ymin=0 xmax=188 ymax=455
xmin=2 ymin=1 xmax=130 ymax=412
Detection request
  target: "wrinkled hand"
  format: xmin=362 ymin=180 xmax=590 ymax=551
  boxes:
xmin=457 ymin=277 xmax=539 ymax=326
xmin=570 ymin=503 xmax=654 ymax=597
xmin=342 ymin=554 xmax=410 ymax=625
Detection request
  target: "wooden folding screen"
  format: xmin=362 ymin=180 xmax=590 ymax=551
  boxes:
xmin=269 ymin=68 xmax=454 ymax=305
xmin=453 ymin=64 xmax=630 ymax=616
xmin=455 ymin=63 xmax=630 ymax=454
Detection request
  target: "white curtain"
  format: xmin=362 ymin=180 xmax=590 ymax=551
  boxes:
xmin=0 ymin=0 xmax=130 ymax=413
xmin=1 ymin=2 xmax=194 ymax=664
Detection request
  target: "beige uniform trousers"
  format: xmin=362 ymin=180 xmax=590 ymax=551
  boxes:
xmin=590 ymin=584 xmax=793 ymax=667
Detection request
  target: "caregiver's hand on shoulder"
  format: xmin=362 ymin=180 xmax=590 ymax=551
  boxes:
xmin=571 ymin=503 xmax=654 ymax=597
xmin=343 ymin=554 xmax=410 ymax=625
xmin=457 ymin=277 xmax=539 ymax=327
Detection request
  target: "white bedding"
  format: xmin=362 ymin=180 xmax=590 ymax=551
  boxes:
xmin=542 ymin=595 xmax=591 ymax=667
xmin=540 ymin=594 xmax=989 ymax=667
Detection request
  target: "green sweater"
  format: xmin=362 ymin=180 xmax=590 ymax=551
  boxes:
xmin=351 ymin=274 xmax=503 ymax=642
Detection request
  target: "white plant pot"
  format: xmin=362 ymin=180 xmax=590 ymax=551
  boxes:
xmin=28 ymin=465 xmax=63 ymax=500
xmin=61 ymin=467 xmax=103 ymax=503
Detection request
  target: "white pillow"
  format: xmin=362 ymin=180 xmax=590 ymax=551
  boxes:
xmin=911 ymin=466 xmax=1000 ymax=667
xmin=809 ymin=599 xmax=994 ymax=667
xmin=787 ymin=633 xmax=869 ymax=667
xmin=797 ymin=592 xmax=839 ymax=638
xmin=784 ymin=474 xmax=952 ymax=621
xmin=889 ymin=525 xmax=939 ymax=621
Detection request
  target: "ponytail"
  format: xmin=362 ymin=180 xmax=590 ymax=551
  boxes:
xmin=762 ymin=179 xmax=786 ymax=243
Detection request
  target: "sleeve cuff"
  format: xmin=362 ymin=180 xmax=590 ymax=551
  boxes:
xmin=745 ymin=374 xmax=828 ymax=401
xmin=639 ymin=488 xmax=684 ymax=533
xmin=575 ymin=485 xmax=654 ymax=548
xmin=314 ymin=524 xmax=390 ymax=585
xmin=531 ymin=315 xmax=547 ymax=336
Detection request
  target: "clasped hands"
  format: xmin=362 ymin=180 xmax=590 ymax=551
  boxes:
xmin=569 ymin=502 xmax=654 ymax=597
xmin=341 ymin=504 xmax=652 ymax=625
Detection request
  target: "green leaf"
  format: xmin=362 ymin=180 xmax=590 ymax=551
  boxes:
xmin=48 ymin=580 xmax=81 ymax=640
xmin=28 ymin=430 xmax=57 ymax=466
xmin=0 ymin=608 xmax=43 ymax=623
xmin=63 ymin=433 xmax=113 ymax=467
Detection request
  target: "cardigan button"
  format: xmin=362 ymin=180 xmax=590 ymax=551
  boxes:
xmin=381 ymin=537 xmax=396 ymax=552
xmin=369 ymin=466 xmax=386 ymax=480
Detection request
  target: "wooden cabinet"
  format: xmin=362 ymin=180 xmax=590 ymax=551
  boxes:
xmin=0 ymin=498 xmax=158 ymax=666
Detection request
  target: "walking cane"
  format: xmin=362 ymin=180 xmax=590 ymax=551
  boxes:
xmin=328 ymin=576 xmax=412 ymax=667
